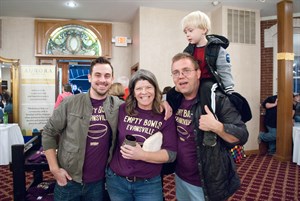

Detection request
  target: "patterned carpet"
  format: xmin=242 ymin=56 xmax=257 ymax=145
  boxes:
xmin=228 ymin=154 xmax=300 ymax=201
xmin=0 ymin=154 xmax=299 ymax=201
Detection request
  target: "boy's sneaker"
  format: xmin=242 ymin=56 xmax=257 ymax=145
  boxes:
xmin=203 ymin=131 xmax=217 ymax=147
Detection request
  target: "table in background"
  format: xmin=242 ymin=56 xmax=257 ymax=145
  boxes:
xmin=0 ymin=123 xmax=24 ymax=165
xmin=293 ymin=124 xmax=300 ymax=166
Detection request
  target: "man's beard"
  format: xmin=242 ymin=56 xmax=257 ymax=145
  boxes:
xmin=92 ymin=85 xmax=108 ymax=97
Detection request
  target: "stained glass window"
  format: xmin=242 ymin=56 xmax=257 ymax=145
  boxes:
xmin=46 ymin=25 xmax=101 ymax=56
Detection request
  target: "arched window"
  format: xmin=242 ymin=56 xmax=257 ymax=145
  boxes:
xmin=46 ymin=25 xmax=101 ymax=56
xmin=35 ymin=19 xmax=112 ymax=59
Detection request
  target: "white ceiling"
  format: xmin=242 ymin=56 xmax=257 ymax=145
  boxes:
xmin=0 ymin=0 xmax=299 ymax=23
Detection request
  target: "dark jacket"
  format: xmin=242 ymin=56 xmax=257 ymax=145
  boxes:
xmin=183 ymin=34 xmax=229 ymax=54
xmin=262 ymin=95 xmax=277 ymax=128
xmin=167 ymin=84 xmax=249 ymax=201
xmin=184 ymin=34 xmax=232 ymax=91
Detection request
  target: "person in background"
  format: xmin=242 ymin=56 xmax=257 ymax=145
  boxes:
xmin=109 ymin=82 xmax=125 ymax=100
xmin=0 ymin=93 xmax=4 ymax=123
xmin=167 ymin=53 xmax=248 ymax=201
xmin=116 ymin=76 xmax=130 ymax=100
xmin=78 ymin=86 xmax=83 ymax=93
xmin=0 ymin=93 xmax=4 ymax=108
xmin=106 ymin=69 xmax=177 ymax=201
xmin=72 ymin=83 xmax=81 ymax=94
xmin=258 ymin=95 xmax=278 ymax=155
xmin=293 ymin=93 xmax=300 ymax=122
xmin=54 ymin=83 xmax=73 ymax=109
xmin=42 ymin=57 xmax=123 ymax=201
xmin=162 ymin=86 xmax=172 ymax=95
xmin=2 ymin=91 xmax=13 ymax=114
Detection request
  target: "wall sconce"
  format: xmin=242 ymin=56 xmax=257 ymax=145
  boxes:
xmin=112 ymin=36 xmax=132 ymax=47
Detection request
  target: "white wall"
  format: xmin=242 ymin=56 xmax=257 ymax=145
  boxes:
xmin=215 ymin=6 xmax=261 ymax=151
xmin=0 ymin=17 xmax=35 ymax=64
xmin=132 ymin=10 xmax=140 ymax=68
xmin=110 ymin=22 xmax=132 ymax=80
xmin=139 ymin=7 xmax=188 ymax=91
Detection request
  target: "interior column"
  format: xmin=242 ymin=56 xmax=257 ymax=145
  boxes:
xmin=275 ymin=0 xmax=294 ymax=161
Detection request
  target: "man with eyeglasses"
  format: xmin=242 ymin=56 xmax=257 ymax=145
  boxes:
xmin=167 ymin=52 xmax=248 ymax=201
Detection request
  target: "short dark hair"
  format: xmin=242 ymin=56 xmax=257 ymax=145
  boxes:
xmin=172 ymin=52 xmax=199 ymax=70
xmin=90 ymin=57 xmax=114 ymax=76
xmin=162 ymin=86 xmax=172 ymax=94
xmin=2 ymin=91 xmax=12 ymax=103
xmin=63 ymin=84 xmax=72 ymax=93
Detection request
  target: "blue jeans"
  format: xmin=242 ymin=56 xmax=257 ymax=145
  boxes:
xmin=54 ymin=179 xmax=104 ymax=201
xmin=259 ymin=126 xmax=277 ymax=154
xmin=295 ymin=115 xmax=300 ymax=122
xmin=175 ymin=174 xmax=205 ymax=201
xmin=106 ymin=167 xmax=163 ymax=201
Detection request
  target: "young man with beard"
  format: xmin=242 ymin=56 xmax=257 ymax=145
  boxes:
xmin=42 ymin=57 xmax=123 ymax=201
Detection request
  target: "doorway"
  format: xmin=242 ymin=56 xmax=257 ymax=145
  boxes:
xmin=57 ymin=60 xmax=91 ymax=94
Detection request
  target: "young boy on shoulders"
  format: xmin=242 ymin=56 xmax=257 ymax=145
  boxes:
xmin=168 ymin=11 xmax=235 ymax=147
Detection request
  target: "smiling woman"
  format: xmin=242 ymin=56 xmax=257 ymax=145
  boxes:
xmin=106 ymin=69 xmax=177 ymax=201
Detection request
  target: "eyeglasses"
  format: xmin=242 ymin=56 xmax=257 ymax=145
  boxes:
xmin=171 ymin=69 xmax=197 ymax=78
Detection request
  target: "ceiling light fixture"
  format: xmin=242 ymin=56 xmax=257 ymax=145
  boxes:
xmin=212 ymin=1 xmax=220 ymax=6
xmin=65 ymin=1 xmax=78 ymax=8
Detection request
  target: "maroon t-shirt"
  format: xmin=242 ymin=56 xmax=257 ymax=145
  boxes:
xmin=193 ymin=46 xmax=212 ymax=79
xmin=175 ymin=98 xmax=201 ymax=186
xmin=109 ymin=103 xmax=177 ymax=178
xmin=82 ymin=98 xmax=111 ymax=183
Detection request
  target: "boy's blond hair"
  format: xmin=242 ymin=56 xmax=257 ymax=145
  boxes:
xmin=181 ymin=11 xmax=211 ymax=35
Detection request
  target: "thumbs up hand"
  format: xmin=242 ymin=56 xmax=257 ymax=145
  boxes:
xmin=199 ymin=105 xmax=218 ymax=131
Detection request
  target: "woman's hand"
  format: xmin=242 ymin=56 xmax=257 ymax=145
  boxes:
xmin=120 ymin=143 xmax=145 ymax=161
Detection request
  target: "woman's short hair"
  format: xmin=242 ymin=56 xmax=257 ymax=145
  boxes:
xmin=109 ymin=82 xmax=125 ymax=99
xmin=63 ymin=84 xmax=72 ymax=93
xmin=181 ymin=10 xmax=211 ymax=35
xmin=126 ymin=69 xmax=162 ymax=116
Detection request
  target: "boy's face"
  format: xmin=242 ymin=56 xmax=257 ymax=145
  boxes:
xmin=183 ymin=26 xmax=207 ymax=45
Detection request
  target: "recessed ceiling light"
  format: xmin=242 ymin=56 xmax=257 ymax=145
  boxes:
xmin=212 ymin=1 xmax=220 ymax=6
xmin=65 ymin=1 xmax=78 ymax=8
